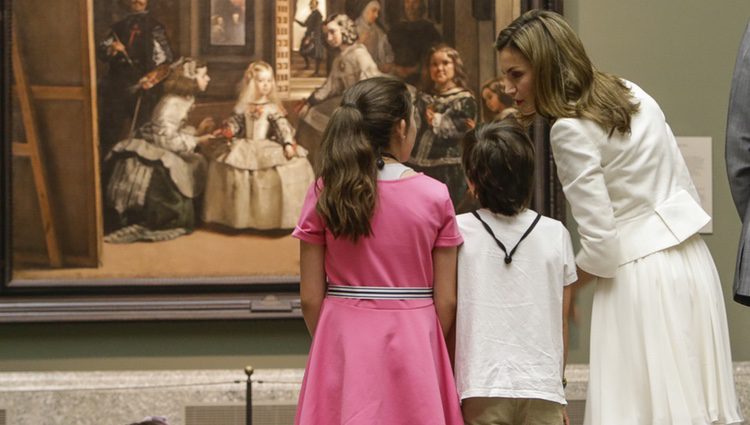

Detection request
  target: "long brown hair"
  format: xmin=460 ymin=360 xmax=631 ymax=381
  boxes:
xmin=316 ymin=77 xmax=412 ymax=242
xmin=422 ymin=44 xmax=470 ymax=94
xmin=495 ymin=10 xmax=639 ymax=135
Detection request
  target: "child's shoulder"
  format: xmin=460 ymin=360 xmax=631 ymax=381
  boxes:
xmin=524 ymin=212 xmax=572 ymax=239
xmin=405 ymin=173 xmax=452 ymax=196
xmin=457 ymin=209 xmax=569 ymax=235
xmin=535 ymin=213 xmax=567 ymax=230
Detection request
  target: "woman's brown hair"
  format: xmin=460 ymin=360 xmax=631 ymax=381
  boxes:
xmin=495 ymin=10 xmax=639 ymax=135
xmin=422 ymin=44 xmax=470 ymax=94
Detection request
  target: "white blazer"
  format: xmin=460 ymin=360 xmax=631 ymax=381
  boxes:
xmin=550 ymin=80 xmax=709 ymax=278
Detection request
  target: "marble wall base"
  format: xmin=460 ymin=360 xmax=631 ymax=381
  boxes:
xmin=0 ymin=364 xmax=747 ymax=425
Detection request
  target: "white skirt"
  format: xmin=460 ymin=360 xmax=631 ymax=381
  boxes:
xmin=585 ymin=235 xmax=743 ymax=425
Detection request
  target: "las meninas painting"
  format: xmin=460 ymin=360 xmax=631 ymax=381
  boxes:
xmin=2 ymin=0 xmax=561 ymax=319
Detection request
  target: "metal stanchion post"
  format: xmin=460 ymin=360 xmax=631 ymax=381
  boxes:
xmin=245 ymin=366 xmax=254 ymax=425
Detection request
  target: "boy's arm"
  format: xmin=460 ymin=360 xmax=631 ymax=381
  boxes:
xmin=433 ymin=246 xmax=458 ymax=340
xmin=562 ymin=282 xmax=574 ymax=425
xmin=562 ymin=284 xmax=574 ymax=369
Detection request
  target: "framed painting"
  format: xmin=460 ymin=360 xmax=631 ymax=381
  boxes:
xmin=2 ymin=0 xmax=565 ymax=322
xmin=1 ymin=0 xmax=303 ymax=322
xmin=201 ymin=0 xmax=256 ymax=57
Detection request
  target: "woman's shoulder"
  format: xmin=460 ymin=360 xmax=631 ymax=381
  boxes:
xmin=551 ymin=115 xmax=604 ymax=138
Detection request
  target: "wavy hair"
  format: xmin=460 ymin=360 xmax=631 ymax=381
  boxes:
xmin=422 ymin=44 xmax=470 ymax=94
xmin=234 ymin=61 xmax=282 ymax=114
xmin=462 ymin=118 xmax=535 ymax=215
xmin=324 ymin=14 xmax=359 ymax=45
xmin=316 ymin=77 xmax=412 ymax=241
xmin=480 ymin=77 xmax=514 ymax=121
xmin=495 ymin=9 xmax=639 ymax=135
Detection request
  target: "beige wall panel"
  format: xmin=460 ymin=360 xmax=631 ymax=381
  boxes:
xmin=10 ymin=0 xmax=99 ymax=268
xmin=13 ymin=0 xmax=84 ymax=86
xmin=34 ymin=100 xmax=96 ymax=261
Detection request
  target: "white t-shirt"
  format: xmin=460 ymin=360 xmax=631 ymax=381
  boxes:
xmin=455 ymin=208 xmax=577 ymax=405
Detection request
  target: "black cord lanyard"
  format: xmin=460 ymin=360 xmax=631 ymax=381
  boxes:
xmin=472 ymin=211 xmax=542 ymax=264
xmin=377 ymin=151 xmax=399 ymax=169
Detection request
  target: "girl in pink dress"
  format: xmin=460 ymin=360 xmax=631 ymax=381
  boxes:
xmin=293 ymin=76 xmax=464 ymax=424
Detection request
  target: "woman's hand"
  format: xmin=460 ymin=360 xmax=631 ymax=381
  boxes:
xmin=425 ymin=107 xmax=435 ymax=126
xmin=197 ymin=117 xmax=216 ymax=135
xmin=196 ymin=133 xmax=214 ymax=145
xmin=283 ymin=143 xmax=296 ymax=159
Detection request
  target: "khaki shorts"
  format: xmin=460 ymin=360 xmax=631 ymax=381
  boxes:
xmin=462 ymin=397 xmax=565 ymax=425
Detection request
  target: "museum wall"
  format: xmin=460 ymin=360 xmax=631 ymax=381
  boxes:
xmin=2 ymin=0 xmax=750 ymax=372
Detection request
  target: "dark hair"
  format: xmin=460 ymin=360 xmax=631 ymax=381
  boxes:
xmin=119 ymin=0 xmax=149 ymax=11
xmin=316 ymin=77 xmax=412 ymax=241
xmin=403 ymin=0 xmax=426 ymax=19
xmin=461 ymin=118 xmax=534 ymax=215
xmin=323 ymin=14 xmax=359 ymax=44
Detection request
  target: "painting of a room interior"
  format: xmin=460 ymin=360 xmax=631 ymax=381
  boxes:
xmin=4 ymin=0 xmax=563 ymax=294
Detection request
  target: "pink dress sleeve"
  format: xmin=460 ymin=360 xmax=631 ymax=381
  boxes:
xmin=434 ymin=189 xmax=464 ymax=248
xmin=292 ymin=182 xmax=326 ymax=245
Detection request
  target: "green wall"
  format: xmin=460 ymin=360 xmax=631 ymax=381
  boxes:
xmin=0 ymin=320 xmax=311 ymax=371
xmin=1 ymin=0 xmax=749 ymax=372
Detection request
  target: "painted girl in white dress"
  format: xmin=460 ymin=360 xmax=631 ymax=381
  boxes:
xmin=202 ymin=61 xmax=314 ymax=230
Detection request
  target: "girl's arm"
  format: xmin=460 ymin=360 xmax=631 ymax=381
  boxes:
xmin=299 ymin=241 xmax=327 ymax=336
xmin=433 ymin=246 xmax=458 ymax=340
xmin=268 ymin=111 xmax=295 ymax=145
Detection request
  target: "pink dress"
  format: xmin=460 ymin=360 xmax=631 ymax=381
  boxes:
xmin=292 ymin=173 xmax=464 ymax=425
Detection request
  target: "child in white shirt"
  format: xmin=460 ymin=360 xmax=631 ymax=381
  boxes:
xmin=455 ymin=119 xmax=577 ymax=425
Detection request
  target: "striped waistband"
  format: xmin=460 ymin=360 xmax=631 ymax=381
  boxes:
xmin=326 ymin=285 xmax=433 ymax=299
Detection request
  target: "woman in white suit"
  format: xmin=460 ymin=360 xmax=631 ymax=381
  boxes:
xmin=495 ymin=10 xmax=742 ymax=425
